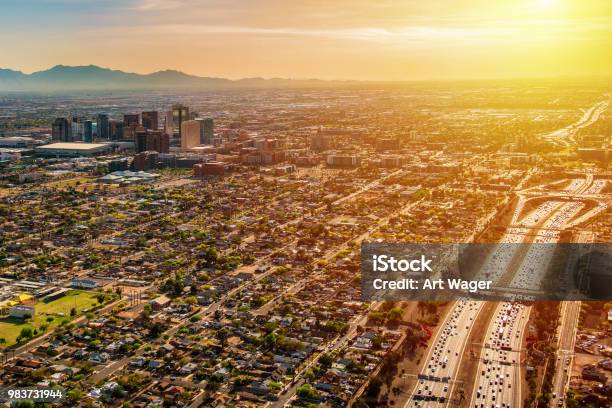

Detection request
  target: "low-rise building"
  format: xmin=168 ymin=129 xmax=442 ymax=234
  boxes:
xmin=71 ymin=278 xmax=99 ymax=289
xmin=326 ymin=154 xmax=360 ymax=167
xmin=35 ymin=142 xmax=112 ymax=158
xmin=194 ymin=162 xmax=227 ymax=177
xmin=150 ymin=295 xmax=171 ymax=311
xmin=10 ymin=304 xmax=35 ymax=319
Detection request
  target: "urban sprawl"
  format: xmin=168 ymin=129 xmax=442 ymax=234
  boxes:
xmin=0 ymin=85 xmax=610 ymax=408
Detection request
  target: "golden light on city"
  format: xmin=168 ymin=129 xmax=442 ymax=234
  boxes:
xmin=0 ymin=0 xmax=608 ymax=80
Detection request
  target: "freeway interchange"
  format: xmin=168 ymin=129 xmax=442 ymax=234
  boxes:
xmin=406 ymin=174 xmax=608 ymax=408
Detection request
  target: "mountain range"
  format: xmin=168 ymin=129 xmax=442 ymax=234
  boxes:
xmin=0 ymin=65 xmax=347 ymax=91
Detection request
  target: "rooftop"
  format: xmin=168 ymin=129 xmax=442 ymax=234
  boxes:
xmin=36 ymin=143 xmax=110 ymax=151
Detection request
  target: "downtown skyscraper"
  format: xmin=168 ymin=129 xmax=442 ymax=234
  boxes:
xmin=96 ymin=113 xmax=109 ymax=139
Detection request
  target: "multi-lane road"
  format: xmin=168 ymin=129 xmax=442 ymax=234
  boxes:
xmin=469 ymin=302 xmax=530 ymax=408
xmin=405 ymin=174 xmax=608 ymax=408
xmin=551 ymin=301 xmax=580 ymax=407
xmin=542 ymin=99 xmax=609 ymax=146
xmin=408 ymin=300 xmax=484 ymax=406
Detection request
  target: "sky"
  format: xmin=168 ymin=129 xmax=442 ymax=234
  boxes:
xmin=0 ymin=0 xmax=610 ymax=80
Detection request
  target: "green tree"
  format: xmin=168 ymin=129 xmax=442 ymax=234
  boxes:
xmin=14 ymin=402 xmax=34 ymax=408
xmin=297 ymin=384 xmax=317 ymax=400
xmin=19 ymin=327 xmax=34 ymax=341
xmin=263 ymin=332 xmax=278 ymax=348
xmin=66 ymin=389 xmax=82 ymax=403
xmin=319 ymin=353 xmax=333 ymax=368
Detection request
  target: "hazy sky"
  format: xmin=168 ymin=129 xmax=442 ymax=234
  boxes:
xmin=1 ymin=0 xmax=610 ymax=80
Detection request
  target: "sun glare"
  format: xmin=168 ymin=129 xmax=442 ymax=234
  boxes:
xmin=537 ymin=0 xmax=556 ymax=9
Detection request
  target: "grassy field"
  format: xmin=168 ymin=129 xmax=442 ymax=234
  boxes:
xmin=0 ymin=290 xmax=100 ymax=347
xmin=44 ymin=177 xmax=96 ymax=190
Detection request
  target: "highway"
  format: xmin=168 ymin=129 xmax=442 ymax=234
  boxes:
xmin=407 ymin=299 xmax=484 ymax=406
xmin=467 ymin=176 xmax=606 ymax=408
xmin=405 ymin=174 xmax=608 ymax=407
xmin=468 ymin=302 xmax=530 ymax=408
xmin=548 ymin=177 xmax=603 ymax=408
xmin=404 ymin=209 xmax=531 ymax=407
xmin=551 ymin=300 xmax=580 ymax=407
xmin=542 ymin=100 xmax=609 ymax=146
xmin=405 ymin=222 xmax=534 ymax=408
xmin=510 ymin=177 xmax=606 ymax=291
xmin=404 ymin=196 xmax=551 ymax=406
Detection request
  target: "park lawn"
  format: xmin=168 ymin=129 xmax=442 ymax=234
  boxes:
xmin=44 ymin=177 xmax=95 ymax=190
xmin=0 ymin=290 xmax=100 ymax=347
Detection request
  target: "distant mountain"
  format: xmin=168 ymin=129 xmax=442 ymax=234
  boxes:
xmin=0 ymin=68 xmax=28 ymax=89
xmin=0 ymin=65 xmax=351 ymax=91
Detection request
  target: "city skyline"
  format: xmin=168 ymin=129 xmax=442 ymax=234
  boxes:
xmin=1 ymin=0 xmax=611 ymax=81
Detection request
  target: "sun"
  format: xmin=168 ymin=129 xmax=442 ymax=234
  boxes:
xmin=536 ymin=0 xmax=556 ymax=9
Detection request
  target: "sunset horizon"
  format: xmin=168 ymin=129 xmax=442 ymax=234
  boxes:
xmin=1 ymin=0 xmax=610 ymax=81
xmin=2 ymin=63 xmax=612 ymax=82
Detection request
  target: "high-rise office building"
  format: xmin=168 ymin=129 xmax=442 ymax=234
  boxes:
xmin=160 ymin=133 xmax=169 ymax=154
xmin=196 ymin=118 xmax=214 ymax=145
xmin=136 ymin=129 xmax=147 ymax=153
xmin=123 ymin=114 xmax=140 ymax=127
xmin=141 ymin=111 xmax=159 ymax=130
xmin=96 ymin=113 xmax=109 ymax=139
xmin=83 ymin=120 xmax=93 ymax=143
xmin=122 ymin=124 xmax=142 ymax=140
xmin=168 ymin=104 xmax=189 ymax=137
xmin=110 ymin=120 xmax=124 ymax=141
xmin=310 ymin=128 xmax=332 ymax=151
xmin=123 ymin=114 xmax=140 ymax=140
xmin=133 ymin=151 xmax=159 ymax=172
xmin=181 ymin=120 xmax=201 ymax=150
xmin=52 ymin=118 xmax=71 ymax=142
xmin=135 ymin=129 xmax=147 ymax=153
xmin=71 ymin=117 xmax=86 ymax=141
xmin=136 ymin=129 xmax=170 ymax=154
